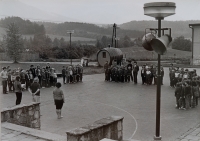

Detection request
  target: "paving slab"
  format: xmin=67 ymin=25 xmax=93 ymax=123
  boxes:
xmin=1 ymin=67 xmax=200 ymax=141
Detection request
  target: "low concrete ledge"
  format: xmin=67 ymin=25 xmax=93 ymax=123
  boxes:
xmin=66 ymin=116 xmax=124 ymax=141
xmin=1 ymin=102 xmax=41 ymax=129
xmin=2 ymin=122 xmax=66 ymax=141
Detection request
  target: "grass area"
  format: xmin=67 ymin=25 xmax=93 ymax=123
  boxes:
xmin=120 ymin=46 xmax=192 ymax=60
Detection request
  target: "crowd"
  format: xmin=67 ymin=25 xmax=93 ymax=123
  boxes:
xmin=169 ymin=64 xmax=200 ymax=110
xmin=104 ymin=61 xmax=200 ymax=110
xmin=0 ymin=63 xmax=83 ymax=105
xmin=104 ymin=60 xmax=164 ymax=85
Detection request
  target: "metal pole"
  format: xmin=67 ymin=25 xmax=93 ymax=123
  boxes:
xmin=70 ymin=33 xmax=72 ymax=65
xmin=115 ymin=24 xmax=117 ymax=48
xmin=154 ymin=17 xmax=162 ymax=140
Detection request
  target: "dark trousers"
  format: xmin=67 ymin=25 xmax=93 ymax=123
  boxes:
xmin=80 ymin=74 xmax=83 ymax=82
xmin=16 ymin=92 xmax=22 ymax=105
xmin=26 ymin=80 xmax=30 ymax=90
xmin=2 ymin=80 xmax=7 ymax=93
xmin=70 ymin=75 xmax=73 ymax=83
xmin=133 ymin=72 xmax=138 ymax=83
xmin=38 ymin=75 xmax=42 ymax=86
xmin=142 ymin=76 xmax=146 ymax=84
xmin=42 ymin=79 xmax=46 ymax=87
xmin=8 ymin=80 xmax=12 ymax=91
xmin=63 ymin=75 xmax=66 ymax=83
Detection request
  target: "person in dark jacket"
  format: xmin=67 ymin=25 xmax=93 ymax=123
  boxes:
xmin=141 ymin=66 xmax=146 ymax=85
xmin=104 ymin=61 xmax=109 ymax=81
xmin=14 ymin=76 xmax=22 ymax=105
xmin=62 ymin=66 xmax=66 ymax=84
xmin=127 ymin=61 xmax=133 ymax=82
xmin=133 ymin=61 xmax=139 ymax=84
xmin=183 ymin=81 xmax=191 ymax=109
xmin=175 ymin=82 xmax=182 ymax=109
xmin=29 ymin=65 xmax=36 ymax=78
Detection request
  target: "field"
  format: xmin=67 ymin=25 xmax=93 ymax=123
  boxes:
xmin=120 ymin=46 xmax=192 ymax=60
xmin=0 ymin=27 xmax=96 ymax=42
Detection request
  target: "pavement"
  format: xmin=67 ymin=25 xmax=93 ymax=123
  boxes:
xmin=1 ymin=67 xmax=200 ymax=141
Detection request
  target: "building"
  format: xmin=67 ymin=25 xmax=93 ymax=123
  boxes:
xmin=189 ymin=23 xmax=200 ymax=65
xmin=97 ymin=47 xmax=123 ymax=66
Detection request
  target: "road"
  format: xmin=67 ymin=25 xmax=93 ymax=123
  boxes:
xmin=1 ymin=67 xmax=200 ymax=141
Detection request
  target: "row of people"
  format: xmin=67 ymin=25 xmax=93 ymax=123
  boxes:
xmin=169 ymin=64 xmax=198 ymax=87
xmin=61 ymin=64 xmax=83 ymax=84
xmin=104 ymin=61 xmax=165 ymax=85
xmin=104 ymin=61 xmax=139 ymax=83
xmin=1 ymin=63 xmax=84 ymax=94
xmin=174 ymin=78 xmax=200 ymax=110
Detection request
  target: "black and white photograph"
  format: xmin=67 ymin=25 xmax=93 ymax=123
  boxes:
xmin=0 ymin=0 xmax=200 ymax=141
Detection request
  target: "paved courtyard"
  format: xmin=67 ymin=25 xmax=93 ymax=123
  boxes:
xmin=1 ymin=67 xmax=200 ymax=141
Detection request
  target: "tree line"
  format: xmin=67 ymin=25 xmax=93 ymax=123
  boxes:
xmin=0 ymin=23 xmax=98 ymax=62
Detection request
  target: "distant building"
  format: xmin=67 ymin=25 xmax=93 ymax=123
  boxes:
xmin=97 ymin=47 xmax=123 ymax=66
xmin=189 ymin=23 xmax=200 ymax=65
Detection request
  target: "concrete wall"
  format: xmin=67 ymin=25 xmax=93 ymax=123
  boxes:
xmin=193 ymin=25 xmax=200 ymax=65
xmin=1 ymin=102 xmax=40 ymax=129
xmin=66 ymin=116 xmax=123 ymax=141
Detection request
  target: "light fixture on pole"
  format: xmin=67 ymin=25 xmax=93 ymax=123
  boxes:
xmin=143 ymin=2 xmax=176 ymax=140
xmin=67 ymin=30 xmax=74 ymax=65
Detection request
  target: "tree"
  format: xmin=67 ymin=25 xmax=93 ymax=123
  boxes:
xmin=171 ymin=36 xmax=192 ymax=51
xmin=5 ymin=23 xmax=23 ymax=63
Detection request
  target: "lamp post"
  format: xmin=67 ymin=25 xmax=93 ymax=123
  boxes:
xmin=67 ymin=30 xmax=74 ymax=65
xmin=143 ymin=2 xmax=176 ymax=140
xmin=115 ymin=37 xmax=120 ymax=48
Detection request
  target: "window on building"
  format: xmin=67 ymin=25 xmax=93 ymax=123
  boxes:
xmin=103 ymin=52 xmax=106 ymax=58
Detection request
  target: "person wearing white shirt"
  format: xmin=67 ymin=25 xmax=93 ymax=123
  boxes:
xmin=0 ymin=67 xmax=8 ymax=94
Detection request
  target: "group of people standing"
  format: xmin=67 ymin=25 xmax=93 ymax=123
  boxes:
xmin=61 ymin=64 xmax=83 ymax=84
xmin=104 ymin=61 xmax=139 ymax=83
xmin=169 ymin=64 xmax=200 ymax=110
xmin=104 ymin=60 xmax=165 ymax=85
xmin=1 ymin=63 xmax=83 ymax=119
xmin=0 ymin=65 xmax=41 ymax=105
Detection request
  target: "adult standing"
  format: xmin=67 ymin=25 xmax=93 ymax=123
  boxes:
xmin=62 ymin=66 xmax=66 ymax=84
xmin=14 ymin=76 xmax=22 ymax=105
xmin=29 ymin=78 xmax=40 ymax=102
xmin=53 ymin=82 xmax=65 ymax=119
xmin=104 ymin=61 xmax=109 ymax=81
xmin=141 ymin=65 xmax=146 ymax=85
xmin=29 ymin=65 xmax=36 ymax=78
xmin=127 ymin=61 xmax=133 ymax=82
xmin=36 ymin=65 xmax=42 ymax=86
xmin=133 ymin=61 xmax=139 ymax=84
xmin=0 ymin=67 xmax=8 ymax=94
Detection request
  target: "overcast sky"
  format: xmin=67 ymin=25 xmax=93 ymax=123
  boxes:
xmin=2 ymin=0 xmax=200 ymax=24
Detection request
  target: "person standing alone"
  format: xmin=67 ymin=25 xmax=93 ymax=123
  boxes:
xmin=53 ymin=82 xmax=65 ymax=119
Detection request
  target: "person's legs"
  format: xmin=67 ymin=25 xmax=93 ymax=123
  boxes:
xmin=35 ymin=96 xmax=40 ymax=102
xmin=16 ymin=92 xmax=22 ymax=105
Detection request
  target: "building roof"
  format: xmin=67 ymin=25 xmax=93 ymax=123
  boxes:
xmin=189 ymin=23 xmax=200 ymax=27
xmin=99 ymin=47 xmax=123 ymax=57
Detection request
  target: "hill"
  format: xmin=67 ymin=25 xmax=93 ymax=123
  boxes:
xmin=120 ymin=46 xmax=191 ymax=60
xmin=120 ymin=20 xmax=200 ymax=38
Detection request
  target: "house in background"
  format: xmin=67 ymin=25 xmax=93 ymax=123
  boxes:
xmin=189 ymin=23 xmax=200 ymax=65
xmin=97 ymin=47 xmax=123 ymax=66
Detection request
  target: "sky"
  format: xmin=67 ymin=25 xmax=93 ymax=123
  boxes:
xmin=1 ymin=0 xmax=200 ymax=24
